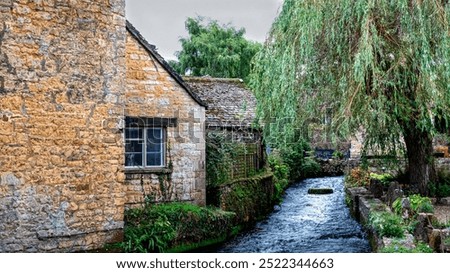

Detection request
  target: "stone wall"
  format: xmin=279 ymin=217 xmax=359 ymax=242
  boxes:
xmin=346 ymin=187 xmax=450 ymax=252
xmin=208 ymin=173 xmax=274 ymax=224
xmin=0 ymin=0 xmax=126 ymax=252
xmin=124 ymin=29 xmax=206 ymax=207
xmin=437 ymin=158 xmax=450 ymax=173
xmin=349 ymin=131 xmax=365 ymax=159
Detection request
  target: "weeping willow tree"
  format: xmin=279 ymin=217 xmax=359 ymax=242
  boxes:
xmin=251 ymin=0 xmax=450 ymax=195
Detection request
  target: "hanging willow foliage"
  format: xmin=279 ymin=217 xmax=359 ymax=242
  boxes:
xmin=251 ymin=0 xmax=449 ymax=194
xmin=251 ymin=0 xmax=449 ymax=151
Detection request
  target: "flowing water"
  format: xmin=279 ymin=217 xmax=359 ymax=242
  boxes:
xmin=216 ymin=176 xmax=371 ymax=253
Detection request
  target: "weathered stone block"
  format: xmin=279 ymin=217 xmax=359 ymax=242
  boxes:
xmin=369 ymin=178 xmax=384 ymax=198
xmin=386 ymin=181 xmax=403 ymax=207
xmin=429 ymin=229 xmax=442 ymax=252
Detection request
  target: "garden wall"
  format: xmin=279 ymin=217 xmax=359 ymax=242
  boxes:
xmin=209 ymin=173 xmax=274 ymax=224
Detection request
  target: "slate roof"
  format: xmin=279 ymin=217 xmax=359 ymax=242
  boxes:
xmin=184 ymin=77 xmax=257 ymax=129
xmin=126 ymin=21 xmax=206 ymax=108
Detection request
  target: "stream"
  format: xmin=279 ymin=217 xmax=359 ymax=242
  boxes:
xmin=215 ymin=176 xmax=371 ymax=253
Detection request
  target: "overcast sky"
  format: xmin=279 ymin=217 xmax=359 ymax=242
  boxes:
xmin=125 ymin=0 xmax=284 ymax=60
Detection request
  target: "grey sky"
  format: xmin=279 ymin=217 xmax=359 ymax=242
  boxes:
xmin=125 ymin=0 xmax=284 ymax=60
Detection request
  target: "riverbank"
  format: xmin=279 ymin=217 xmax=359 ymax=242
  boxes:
xmin=109 ymin=171 xmax=276 ymax=253
xmin=346 ymin=186 xmax=450 ymax=252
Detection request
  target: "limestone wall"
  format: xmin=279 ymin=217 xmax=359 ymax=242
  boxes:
xmin=124 ymin=31 xmax=206 ymax=207
xmin=0 ymin=0 xmax=126 ymax=252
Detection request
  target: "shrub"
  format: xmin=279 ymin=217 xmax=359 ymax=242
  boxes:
xmin=392 ymin=194 xmax=434 ymax=219
xmin=280 ymin=141 xmax=309 ymax=180
xmin=429 ymin=170 xmax=450 ymax=197
xmin=122 ymin=203 xmax=236 ymax=252
xmin=369 ymin=172 xmax=394 ymax=187
xmin=268 ymin=153 xmax=290 ymax=203
xmin=123 ymin=208 xmax=176 ymax=253
xmin=409 ymin=194 xmax=434 ymax=214
xmin=345 ymin=167 xmax=370 ymax=188
xmin=368 ymin=211 xmax=405 ymax=238
xmin=300 ymin=157 xmax=321 ymax=178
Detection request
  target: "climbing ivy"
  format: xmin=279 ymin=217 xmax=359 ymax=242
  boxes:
xmin=205 ymin=131 xmax=236 ymax=187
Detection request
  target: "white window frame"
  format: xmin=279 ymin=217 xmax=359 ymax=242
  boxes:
xmin=124 ymin=127 xmax=166 ymax=169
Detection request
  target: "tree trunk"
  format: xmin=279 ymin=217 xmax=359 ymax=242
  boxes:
xmin=403 ymin=126 xmax=436 ymax=196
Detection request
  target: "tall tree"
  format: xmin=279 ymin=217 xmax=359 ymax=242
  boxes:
xmin=251 ymin=0 xmax=450 ymax=195
xmin=173 ymin=16 xmax=261 ymax=81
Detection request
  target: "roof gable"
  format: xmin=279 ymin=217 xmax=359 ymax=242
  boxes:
xmin=126 ymin=21 xmax=206 ymax=108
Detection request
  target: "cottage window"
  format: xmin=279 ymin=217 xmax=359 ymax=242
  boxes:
xmin=124 ymin=117 xmax=177 ymax=169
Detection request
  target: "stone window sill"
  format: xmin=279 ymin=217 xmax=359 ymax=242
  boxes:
xmin=124 ymin=168 xmax=172 ymax=175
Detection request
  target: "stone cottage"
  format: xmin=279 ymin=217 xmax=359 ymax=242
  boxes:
xmin=185 ymin=77 xmax=264 ymax=179
xmin=0 ymin=1 xmax=206 ymax=252
xmin=124 ymin=22 xmax=206 ymax=207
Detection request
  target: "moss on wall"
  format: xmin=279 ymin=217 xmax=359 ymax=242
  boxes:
xmin=212 ymin=173 xmax=275 ymax=224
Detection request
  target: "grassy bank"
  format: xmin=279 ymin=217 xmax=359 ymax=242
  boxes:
xmin=118 ymin=203 xmax=237 ymax=253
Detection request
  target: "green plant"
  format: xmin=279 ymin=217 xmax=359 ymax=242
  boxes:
xmin=300 ymin=157 xmax=321 ymax=178
xmin=444 ymin=237 xmax=450 ymax=245
xmin=409 ymin=194 xmax=434 ymax=214
xmin=122 ymin=203 xmax=236 ymax=253
xmin=280 ymin=141 xmax=309 ymax=180
xmin=392 ymin=198 xmax=403 ymax=216
xmin=123 ymin=209 xmax=176 ymax=253
xmin=173 ymin=16 xmax=262 ymax=82
xmin=406 ymin=219 xmax=420 ymax=234
xmin=429 ymin=170 xmax=450 ymax=197
xmin=251 ymin=0 xmax=449 ymax=197
xmin=345 ymin=196 xmax=352 ymax=207
xmin=205 ymin=132 xmax=235 ymax=186
xmin=332 ymin=150 xmax=344 ymax=159
xmin=370 ymin=172 xmax=394 ymax=187
xmin=368 ymin=212 xmax=405 ymax=238
xmin=392 ymin=195 xmax=434 ymax=218
xmin=268 ymin=154 xmax=290 ymax=181
xmin=345 ymin=167 xmax=370 ymax=188
xmin=380 ymin=241 xmax=433 ymax=253
xmin=268 ymin=153 xmax=290 ymax=203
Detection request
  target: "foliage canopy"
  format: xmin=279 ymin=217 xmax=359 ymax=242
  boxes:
xmin=251 ymin=0 xmax=449 ymax=194
xmin=173 ymin=16 xmax=262 ymax=81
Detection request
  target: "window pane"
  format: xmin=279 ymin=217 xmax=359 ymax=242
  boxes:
xmin=125 ymin=128 xmax=143 ymax=139
xmin=125 ymin=140 xmax=143 ymax=167
xmin=146 ymin=152 xmax=162 ymax=166
xmin=146 ymin=128 xmax=162 ymax=153
xmin=147 ymin=128 xmax=162 ymax=144
xmin=145 ymin=128 xmax=164 ymax=166
xmin=146 ymin=142 xmax=161 ymax=153
xmin=125 ymin=140 xmax=143 ymax=153
xmin=125 ymin=153 xmax=143 ymax=167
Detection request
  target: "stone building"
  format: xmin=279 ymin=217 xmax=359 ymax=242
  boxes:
xmin=124 ymin=22 xmax=206 ymax=208
xmin=0 ymin=1 xmax=206 ymax=252
xmin=185 ymin=77 xmax=264 ymax=179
